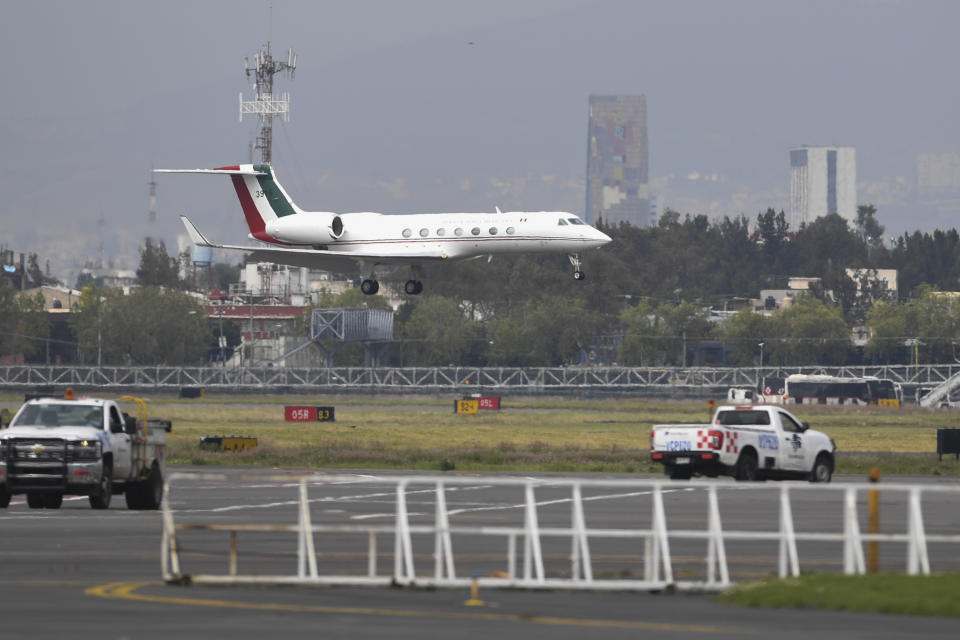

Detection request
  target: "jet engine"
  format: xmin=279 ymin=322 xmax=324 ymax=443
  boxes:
xmin=264 ymin=213 xmax=344 ymax=244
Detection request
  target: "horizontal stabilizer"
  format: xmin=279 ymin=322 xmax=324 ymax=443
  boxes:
xmin=154 ymin=166 xmax=267 ymax=176
xmin=180 ymin=216 xmax=215 ymax=247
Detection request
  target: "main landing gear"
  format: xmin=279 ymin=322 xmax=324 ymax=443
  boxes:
xmin=361 ymin=279 xmax=379 ymax=295
xmin=360 ymin=279 xmax=424 ymax=295
xmin=568 ymin=253 xmax=586 ymax=281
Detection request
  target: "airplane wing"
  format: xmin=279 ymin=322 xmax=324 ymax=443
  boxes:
xmin=180 ymin=215 xmax=447 ymax=272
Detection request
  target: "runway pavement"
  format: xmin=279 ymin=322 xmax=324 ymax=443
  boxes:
xmin=1 ymin=468 xmax=959 ymax=639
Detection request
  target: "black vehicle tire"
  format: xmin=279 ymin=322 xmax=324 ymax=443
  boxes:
xmin=127 ymin=463 xmax=163 ymax=510
xmin=734 ymin=451 xmax=759 ymax=482
xmin=46 ymin=494 xmax=63 ymax=509
xmin=810 ymin=453 xmax=834 ymax=483
xmin=27 ymin=493 xmax=46 ymax=509
xmin=0 ymin=487 xmax=10 ymax=508
xmin=89 ymin=464 xmax=113 ymax=509
xmin=125 ymin=482 xmax=143 ymax=509
xmin=142 ymin=464 xmax=163 ymax=510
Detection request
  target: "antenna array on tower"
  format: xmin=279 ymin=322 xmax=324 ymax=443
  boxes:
xmin=239 ymin=41 xmax=296 ymax=164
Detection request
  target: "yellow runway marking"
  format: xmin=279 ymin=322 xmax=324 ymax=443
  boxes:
xmin=86 ymin=581 xmax=749 ymax=634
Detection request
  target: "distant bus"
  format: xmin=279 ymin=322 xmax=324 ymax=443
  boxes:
xmin=784 ymin=374 xmax=901 ymax=407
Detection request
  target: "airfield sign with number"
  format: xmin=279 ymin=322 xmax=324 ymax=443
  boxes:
xmin=285 ymin=406 xmax=336 ymax=422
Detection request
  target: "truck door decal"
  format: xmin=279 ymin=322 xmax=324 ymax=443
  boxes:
xmin=790 ymin=434 xmax=803 ymax=451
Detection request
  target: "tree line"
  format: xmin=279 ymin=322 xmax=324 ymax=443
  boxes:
xmin=8 ymin=207 xmax=960 ymax=367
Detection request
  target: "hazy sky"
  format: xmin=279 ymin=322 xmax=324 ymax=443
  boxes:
xmin=2 ymin=0 xmax=958 ymax=281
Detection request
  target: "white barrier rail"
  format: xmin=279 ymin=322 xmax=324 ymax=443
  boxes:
xmin=161 ymin=473 xmax=960 ymax=591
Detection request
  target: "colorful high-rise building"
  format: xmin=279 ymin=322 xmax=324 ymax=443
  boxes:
xmin=586 ymin=95 xmax=649 ymax=227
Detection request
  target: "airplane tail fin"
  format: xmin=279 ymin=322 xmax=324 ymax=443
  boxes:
xmin=154 ymin=164 xmax=302 ymax=243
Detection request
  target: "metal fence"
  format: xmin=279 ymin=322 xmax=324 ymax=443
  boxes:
xmin=3 ymin=364 xmax=958 ymax=393
xmin=161 ymin=473 xmax=960 ymax=592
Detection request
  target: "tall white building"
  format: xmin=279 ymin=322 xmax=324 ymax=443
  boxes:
xmin=789 ymin=146 xmax=856 ymax=229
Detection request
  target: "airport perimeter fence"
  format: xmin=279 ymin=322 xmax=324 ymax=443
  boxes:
xmin=161 ymin=473 xmax=960 ymax=592
xmin=2 ymin=364 xmax=957 ymax=394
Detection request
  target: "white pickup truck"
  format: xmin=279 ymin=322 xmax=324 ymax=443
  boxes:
xmin=0 ymin=392 xmax=168 ymax=509
xmin=650 ymin=405 xmax=836 ymax=482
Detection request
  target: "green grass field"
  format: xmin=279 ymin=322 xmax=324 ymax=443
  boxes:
xmin=718 ymin=573 xmax=960 ymax=617
xmin=5 ymin=392 xmax=957 ymax=474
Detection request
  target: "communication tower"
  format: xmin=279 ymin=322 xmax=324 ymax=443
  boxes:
xmin=239 ymin=41 xmax=296 ymax=164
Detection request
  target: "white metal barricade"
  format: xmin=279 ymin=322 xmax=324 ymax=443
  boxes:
xmin=161 ymin=473 xmax=960 ymax=591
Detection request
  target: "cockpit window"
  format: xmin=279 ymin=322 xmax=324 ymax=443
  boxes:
xmin=568 ymin=218 xmax=585 ymax=225
xmin=557 ymin=219 xmax=568 ymax=226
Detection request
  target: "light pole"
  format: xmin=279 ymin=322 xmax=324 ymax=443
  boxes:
xmin=218 ymin=306 xmax=225 ymax=367
xmin=757 ymin=342 xmax=765 ymax=392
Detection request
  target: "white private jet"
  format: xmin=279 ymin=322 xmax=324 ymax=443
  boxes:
xmin=156 ymin=164 xmax=612 ymax=295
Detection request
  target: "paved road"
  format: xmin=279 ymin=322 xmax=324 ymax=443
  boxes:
xmin=1 ymin=469 xmax=958 ymax=639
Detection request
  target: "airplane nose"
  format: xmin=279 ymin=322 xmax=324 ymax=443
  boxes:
xmin=592 ymin=228 xmax=612 ymax=245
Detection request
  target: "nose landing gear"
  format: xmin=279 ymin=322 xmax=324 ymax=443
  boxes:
xmin=568 ymin=253 xmax=586 ymax=281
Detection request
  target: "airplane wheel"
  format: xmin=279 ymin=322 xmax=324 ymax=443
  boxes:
xmin=404 ymin=280 xmax=417 ymax=295
xmin=414 ymin=280 xmax=423 ymax=294
xmin=573 ymin=271 xmax=585 ymax=281
xmin=361 ymin=279 xmax=379 ymax=295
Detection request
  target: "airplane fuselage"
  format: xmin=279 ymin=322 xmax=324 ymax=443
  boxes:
xmin=262 ymin=210 xmax=610 ymax=260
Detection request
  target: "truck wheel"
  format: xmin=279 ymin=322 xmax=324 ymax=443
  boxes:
xmin=125 ymin=483 xmax=143 ymax=509
xmin=810 ymin=454 xmax=833 ymax=483
xmin=0 ymin=487 xmax=10 ymax=508
xmin=90 ymin=465 xmax=113 ymax=509
xmin=46 ymin=494 xmax=63 ymax=509
xmin=734 ymin=451 xmax=759 ymax=482
xmin=126 ymin=463 xmax=163 ymax=510
xmin=142 ymin=464 xmax=163 ymax=510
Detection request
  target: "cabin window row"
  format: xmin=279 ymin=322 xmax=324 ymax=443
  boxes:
xmin=402 ymin=226 xmax=517 ymax=238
